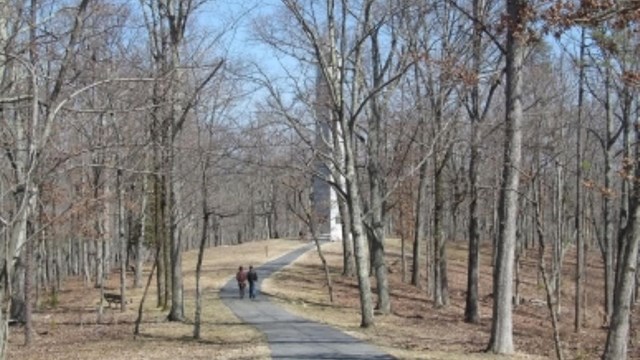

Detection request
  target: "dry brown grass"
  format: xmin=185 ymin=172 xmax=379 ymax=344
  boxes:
xmin=11 ymin=236 xmax=639 ymax=360
xmin=9 ymin=239 xmax=305 ymax=360
xmin=262 ymin=239 xmax=640 ymax=360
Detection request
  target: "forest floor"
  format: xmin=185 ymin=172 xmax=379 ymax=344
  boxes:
xmin=9 ymin=237 xmax=640 ymax=360
xmin=263 ymin=239 xmax=640 ymax=359
xmin=8 ymin=239 xmax=304 ymax=360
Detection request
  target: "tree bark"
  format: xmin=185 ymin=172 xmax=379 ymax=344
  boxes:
xmin=464 ymin=0 xmax=484 ymax=324
xmin=335 ymin=131 xmax=354 ymax=277
xmin=465 ymin=137 xmax=481 ymax=322
xmin=553 ymin=159 xmax=564 ymax=318
xmin=342 ymin=117 xmax=374 ymax=327
xmin=24 ymin=209 xmax=34 ymax=345
xmin=98 ymin=233 xmax=107 ymax=324
xmin=603 ymin=64 xmax=615 ymax=322
xmin=604 ymin=199 xmax=640 ymax=359
xmin=339 ymin=198 xmax=354 ymax=276
xmin=154 ymin=173 xmax=165 ymax=308
xmin=574 ymin=28 xmax=586 ymax=333
xmin=533 ymin=185 xmax=564 ymax=360
xmin=434 ymin=153 xmax=448 ymax=307
xmin=368 ymin=97 xmax=390 ymax=314
xmin=194 ymin=156 xmax=209 ymax=339
xmin=135 ymin=172 xmax=148 ymax=288
xmin=487 ymin=0 xmax=526 ymax=353
xmin=0 ymin=291 xmax=7 ymax=360
xmin=412 ymin=105 xmax=428 ymax=289
xmin=23 ymin=0 xmax=38 ymax=344
xmin=602 ymin=113 xmax=640 ymax=360
xmin=412 ymin=156 xmax=427 ymax=289
xmin=167 ymin=146 xmax=184 ymax=320
xmin=117 ymin=167 xmax=127 ymax=312
xmin=134 ymin=249 xmax=159 ymax=337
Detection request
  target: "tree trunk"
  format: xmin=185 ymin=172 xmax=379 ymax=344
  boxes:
xmin=367 ymin=26 xmax=391 ymax=314
xmin=616 ymin=94 xmax=632 ymax=298
xmin=465 ymin=128 xmax=481 ymax=323
xmin=335 ymin=140 xmax=354 ymax=277
xmin=603 ymin=65 xmax=615 ymax=322
xmin=155 ymin=173 xmax=166 ymax=308
xmin=134 ymin=250 xmax=158 ymax=337
xmin=23 ymin=0 xmax=37 ymax=344
xmin=432 ymin=95 xmax=450 ymax=306
xmin=10 ymin=200 xmax=30 ymax=323
xmin=426 ymin=199 xmax=434 ymax=297
xmin=574 ymin=28 xmax=586 ymax=333
xmin=98 ymin=237 xmax=106 ymax=324
xmin=401 ymin=232 xmax=407 ymax=283
xmin=534 ymin=185 xmax=564 ymax=360
xmin=162 ymin=175 xmax=170 ymax=311
xmin=168 ymin=218 xmax=184 ymax=321
xmin=368 ymin=106 xmax=389 ymax=314
xmin=167 ymin=152 xmax=184 ymax=321
xmin=0 ymin=298 xmax=7 ymax=360
xmin=487 ymin=0 xmax=525 ymax=353
xmin=24 ymin=209 xmax=34 ymax=345
xmin=194 ymin=161 xmax=209 ymax=339
xmin=465 ymin=0 xmax=485 ymax=322
xmin=412 ymin=125 xmax=428 ymax=289
xmin=339 ymin=198 xmax=354 ymax=276
xmin=604 ymin=197 xmax=640 ymax=359
xmin=553 ymin=159 xmax=564 ymax=318
xmin=135 ymin=173 xmax=148 ymax=288
xmin=194 ymin=209 xmax=208 ymax=339
xmin=11 ymin=259 xmax=25 ymax=322
xmin=434 ymin=155 xmax=448 ymax=307
xmin=271 ymin=182 xmax=280 ymax=239
xmin=117 ymin=168 xmax=127 ymax=312
xmin=602 ymin=110 xmax=640 ymax=360
xmin=342 ymin=117 xmax=374 ymax=328
xmin=167 ymin=54 xmax=184 ymax=320
xmin=82 ymin=240 xmax=90 ymax=286
xmin=309 ymin=211 xmax=335 ymax=303
xmin=35 ymin=240 xmax=41 ymax=313
xmin=514 ymin=221 xmax=523 ymax=307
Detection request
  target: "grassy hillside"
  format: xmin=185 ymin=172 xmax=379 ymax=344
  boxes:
xmin=9 ymin=239 xmax=304 ymax=360
xmin=10 ymin=237 xmax=639 ymax=359
xmin=263 ymin=239 xmax=639 ymax=359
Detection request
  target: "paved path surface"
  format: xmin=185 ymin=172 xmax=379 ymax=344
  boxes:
xmin=220 ymin=242 xmax=395 ymax=360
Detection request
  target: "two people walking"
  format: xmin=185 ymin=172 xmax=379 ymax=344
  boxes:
xmin=236 ymin=265 xmax=258 ymax=299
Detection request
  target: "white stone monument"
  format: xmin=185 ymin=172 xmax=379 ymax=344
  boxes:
xmin=312 ymin=65 xmax=342 ymax=242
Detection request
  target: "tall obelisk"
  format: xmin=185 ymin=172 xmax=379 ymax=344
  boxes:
xmin=312 ymin=64 xmax=342 ymax=241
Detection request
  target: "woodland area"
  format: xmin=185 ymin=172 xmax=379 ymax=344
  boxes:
xmin=1 ymin=0 xmax=640 ymax=359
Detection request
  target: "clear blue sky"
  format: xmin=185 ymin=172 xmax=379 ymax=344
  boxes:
xmin=198 ymin=0 xmax=285 ymax=69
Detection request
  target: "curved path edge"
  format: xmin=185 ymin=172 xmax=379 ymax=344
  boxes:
xmin=220 ymin=241 xmax=395 ymax=360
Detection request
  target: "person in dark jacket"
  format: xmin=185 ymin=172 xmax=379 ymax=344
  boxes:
xmin=247 ymin=265 xmax=258 ymax=299
xmin=236 ymin=266 xmax=247 ymax=299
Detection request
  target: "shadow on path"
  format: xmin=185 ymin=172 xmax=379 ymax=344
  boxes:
xmin=220 ymin=242 xmax=395 ymax=360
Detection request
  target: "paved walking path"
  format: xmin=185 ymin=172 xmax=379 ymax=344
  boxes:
xmin=220 ymin=242 xmax=395 ymax=360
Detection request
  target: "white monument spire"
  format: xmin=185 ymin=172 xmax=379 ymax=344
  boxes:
xmin=312 ymin=61 xmax=342 ymax=242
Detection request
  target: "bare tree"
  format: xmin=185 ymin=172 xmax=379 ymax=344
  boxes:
xmin=140 ymin=0 xmax=223 ymax=321
xmin=487 ymin=0 xmax=528 ymax=354
xmin=0 ymin=0 xmax=91 ymax=355
xmin=460 ymin=0 xmax=502 ymax=323
xmin=256 ymin=0 xmax=418 ymax=327
xmin=574 ymin=27 xmax=586 ymax=333
xmin=193 ymin=120 xmax=211 ymax=340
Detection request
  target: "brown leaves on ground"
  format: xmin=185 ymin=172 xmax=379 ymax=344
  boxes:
xmin=9 ymin=239 xmax=304 ymax=360
xmin=10 ymin=237 xmax=639 ymax=359
xmin=263 ymin=239 xmax=640 ymax=360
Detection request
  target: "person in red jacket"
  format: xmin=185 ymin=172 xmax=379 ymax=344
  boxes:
xmin=236 ymin=266 xmax=247 ymax=299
